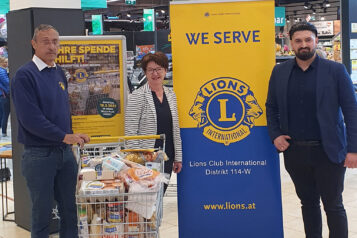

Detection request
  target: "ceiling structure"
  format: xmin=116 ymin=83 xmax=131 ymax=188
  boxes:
xmin=85 ymin=0 xmax=170 ymax=20
xmin=84 ymin=0 xmax=170 ymax=31
xmin=84 ymin=0 xmax=341 ymax=31
xmin=277 ymin=0 xmax=340 ymax=22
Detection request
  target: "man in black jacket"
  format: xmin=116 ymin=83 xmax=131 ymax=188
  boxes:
xmin=266 ymin=22 xmax=357 ymax=238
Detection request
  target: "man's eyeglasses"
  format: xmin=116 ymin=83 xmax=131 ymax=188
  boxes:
xmin=39 ymin=39 xmax=59 ymax=46
xmin=146 ymin=67 xmax=164 ymax=74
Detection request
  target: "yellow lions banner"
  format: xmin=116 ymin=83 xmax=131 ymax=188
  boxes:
xmin=56 ymin=36 xmax=127 ymax=142
xmin=171 ymin=1 xmax=283 ymax=237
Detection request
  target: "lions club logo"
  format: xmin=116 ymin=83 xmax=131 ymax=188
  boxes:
xmin=74 ymin=68 xmax=88 ymax=83
xmin=58 ymin=82 xmax=65 ymax=91
xmin=189 ymin=77 xmax=263 ymax=146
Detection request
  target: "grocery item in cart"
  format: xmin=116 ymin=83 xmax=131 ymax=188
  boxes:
xmin=102 ymin=156 xmax=127 ymax=171
xmin=80 ymin=167 xmax=97 ymax=181
xmin=79 ymin=180 xmax=124 ymax=196
xmin=126 ymin=182 xmax=159 ymax=219
xmin=144 ymin=162 xmax=161 ymax=172
xmin=106 ymin=202 xmax=124 ymax=223
xmin=81 ymin=154 xmax=91 ymax=168
xmin=100 ymin=169 xmax=115 ymax=180
xmin=89 ymin=157 xmax=104 ymax=169
xmin=127 ymin=167 xmax=159 ymax=182
xmin=103 ymin=221 xmax=124 ymax=238
xmin=89 ymin=213 xmax=102 ymax=238
xmin=78 ymin=205 xmax=89 ymax=238
xmin=122 ymin=150 xmax=168 ymax=165
xmin=80 ymin=166 xmax=115 ymax=181
xmin=125 ymin=211 xmax=144 ymax=238
xmin=124 ymin=153 xmax=145 ymax=165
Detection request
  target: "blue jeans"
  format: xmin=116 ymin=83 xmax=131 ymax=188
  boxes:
xmin=22 ymin=145 xmax=79 ymax=238
xmin=0 ymin=96 xmax=10 ymax=134
xmin=283 ymin=143 xmax=347 ymax=238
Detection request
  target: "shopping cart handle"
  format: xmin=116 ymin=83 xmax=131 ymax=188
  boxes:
xmin=88 ymin=134 xmax=165 ymax=143
xmin=118 ymin=134 xmax=165 ymax=140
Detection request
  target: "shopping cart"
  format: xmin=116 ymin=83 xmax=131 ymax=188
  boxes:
xmin=75 ymin=135 xmax=166 ymax=238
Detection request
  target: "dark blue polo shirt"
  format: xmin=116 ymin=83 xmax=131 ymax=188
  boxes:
xmin=287 ymin=56 xmax=321 ymax=141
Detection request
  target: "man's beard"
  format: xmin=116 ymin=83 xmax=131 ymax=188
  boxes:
xmin=295 ymin=47 xmax=316 ymax=61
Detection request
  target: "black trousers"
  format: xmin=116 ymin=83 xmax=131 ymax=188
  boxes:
xmin=163 ymin=156 xmax=174 ymax=194
xmin=283 ymin=143 xmax=347 ymax=238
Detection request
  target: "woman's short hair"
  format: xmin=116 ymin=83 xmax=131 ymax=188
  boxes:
xmin=141 ymin=52 xmax=169 ymax=72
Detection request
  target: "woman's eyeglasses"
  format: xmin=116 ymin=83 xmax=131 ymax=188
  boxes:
xmin=146 ymin=67 xmax=164 ymax=74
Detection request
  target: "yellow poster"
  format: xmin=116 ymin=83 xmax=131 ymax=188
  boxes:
xmin=56 ymin=36 xmax=126 ymax=142
xmin=171 ymin=0 xmax=275 ymax=130
xmin=171 ymin=1 xmax=282 ymax=237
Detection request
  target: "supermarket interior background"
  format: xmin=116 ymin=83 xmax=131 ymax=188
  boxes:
xmin=1 ymin=0 xmax=357 ymax=237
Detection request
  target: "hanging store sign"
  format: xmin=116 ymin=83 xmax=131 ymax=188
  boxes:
xmin=81 ymin=0 xmax=107 ymax=10
xmin=0 ymin=0 xmax=9 ymax=14
xmin=170 ymin=0 xmax=283 ymax=237
xmin=143 ymin=9 xmax=155 ymax=31
xmin=275 ymin=7 xmax=285 ymax=26
xmin=125 ymin=0 xmax=136 ymax=5
xmin=56 ymin=36 xmax=127 ymax=142
xmin=92 ymin=15 xmax=103 ymax=35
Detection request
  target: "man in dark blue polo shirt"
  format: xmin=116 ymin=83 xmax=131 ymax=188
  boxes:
xmin=12 ymin=24 xmax=90 ymax=238
xmin=266 ymin=22 xmax=357 ymax=238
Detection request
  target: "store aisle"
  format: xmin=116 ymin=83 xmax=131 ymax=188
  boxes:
xmin=1 ymin=152 xmax=357 ymax=237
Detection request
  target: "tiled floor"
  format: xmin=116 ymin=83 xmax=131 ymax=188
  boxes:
xmin=160 ymin=165 xmax=357 ymax=238
xmin=1 ymin=125 xmax=357 ymax=238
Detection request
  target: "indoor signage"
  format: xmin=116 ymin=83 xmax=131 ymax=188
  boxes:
xmin=0 ymin=0 xmax=9 ymax=14
xmin=125 ymin=0 xmax=136 ymax=5
xmin=91 ymin=15 xmax=103 ymax=35
xmin=143 ymin=9 xmax=155 ymax=31
xmin=81 ymin=0 xmax=107 ymax=10
xmin=56 ymin=36 xmax=127 ymax=142
xmin=171 ymin=1 xmax=283 ymax=237
xmin=312 ymin=21 xmax=334 ymax=36
xmin=275 ymin=7 xmax=285 ymax=26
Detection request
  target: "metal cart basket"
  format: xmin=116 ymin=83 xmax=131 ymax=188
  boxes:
xmin=75 ymin=135 xmax=165 ymax=238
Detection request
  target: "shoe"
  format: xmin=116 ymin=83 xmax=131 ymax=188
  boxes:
xmin=2 ymin=134 xmax=7 ymax=137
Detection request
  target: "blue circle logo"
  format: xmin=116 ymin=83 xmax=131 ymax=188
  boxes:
xmin=189 ymin=77 xmax=263 ymax=145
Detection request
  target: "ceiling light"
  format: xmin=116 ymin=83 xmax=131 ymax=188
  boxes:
xmin=323 ymin=0 xmax=331 ymax=8
xmin=127 ymin=13 xmax=131 ymax=18
xmin=312 ymin=8 xmax=316 ymax=14
xmin=321 ymin=16 xmax=325 ymax=20
xmin=161 ymin=10 xmax=165 ymax=14
xmin=304 ymin=1 xmax=310 ymax=9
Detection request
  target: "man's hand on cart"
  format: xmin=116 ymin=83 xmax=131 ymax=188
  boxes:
xmin=173 ymin=161 xmax=182 ymax=173
xmin=63 ymin=133 xmax=90 ymax=148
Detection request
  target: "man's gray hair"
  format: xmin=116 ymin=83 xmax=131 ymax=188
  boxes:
xmin=32 ymin=24 xmax=58 ymax=41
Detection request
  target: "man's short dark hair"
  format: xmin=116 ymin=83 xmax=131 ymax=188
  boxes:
xmin=32 ymin=24 xmax=58 ymax=41
xmin=289 ymin=22 xmax=318 ymax=40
